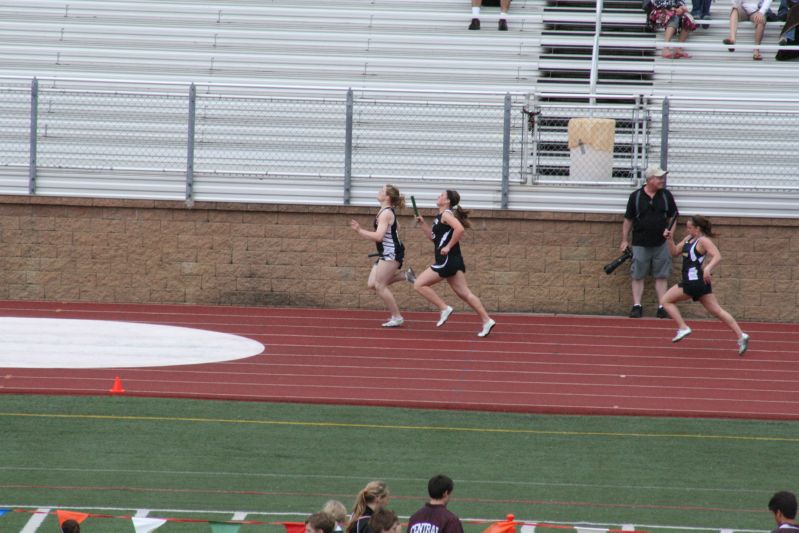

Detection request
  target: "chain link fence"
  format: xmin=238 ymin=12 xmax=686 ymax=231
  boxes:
xmin=525 ymin=95 xmax=650 ymax=186
xmin=351 ymin=97 xmax=526 ymax=182
xmin=194 ymin=94 xmax=346 ymax=177
xmin=1 ymin=78 xmax=798 ymax=208
xmin=36 ymin=88 xmax=187 ymax=171
xmin=657 ymin=102 xmax=798 ymax=190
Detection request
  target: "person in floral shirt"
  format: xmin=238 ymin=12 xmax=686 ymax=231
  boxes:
xmin=650 ymin=0 xmax=698 ymax=57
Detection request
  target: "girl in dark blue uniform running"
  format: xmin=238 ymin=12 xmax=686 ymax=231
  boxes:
xmin=351 ymin=184 xmax=414 ymax=328
xmin=661 ymin=215 xmax=749 ymax=355
xmin=413 ymin=190 xmax=496 ymax=337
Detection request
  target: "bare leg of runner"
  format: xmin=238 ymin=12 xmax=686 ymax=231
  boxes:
xmin=368 ymin=260 xmax=403 ymax=320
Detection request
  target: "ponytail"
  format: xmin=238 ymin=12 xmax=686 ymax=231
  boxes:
xmin=347 ymin=481 xmax=388 ymax=533
xmin=384 ymin=184 xmax=405 ymax=210
xmin=445 ymin=190 xmax=471 ymax=229
xmin=691 ymin=214 xmax=715 ymax=237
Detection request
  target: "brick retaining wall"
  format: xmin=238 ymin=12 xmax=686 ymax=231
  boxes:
xmin=0 ymin=196 xmax=796 ymax=322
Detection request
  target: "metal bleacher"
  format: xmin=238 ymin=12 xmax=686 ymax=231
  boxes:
xmin=0 ymin=0 xmax=543 ymax=94
xmin=1 ymin=0 xmax=798 ymax=214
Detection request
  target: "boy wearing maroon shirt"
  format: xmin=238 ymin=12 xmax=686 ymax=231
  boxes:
xmin=407 ymin=475 xmax=464 ymax=533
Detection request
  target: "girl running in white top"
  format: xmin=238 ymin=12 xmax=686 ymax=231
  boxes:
xmin=350 ymin=184 xmax=414 ymax=328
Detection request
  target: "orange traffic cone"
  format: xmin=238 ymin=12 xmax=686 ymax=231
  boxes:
xmin=109 ymin=376 xmax=125 ymax=395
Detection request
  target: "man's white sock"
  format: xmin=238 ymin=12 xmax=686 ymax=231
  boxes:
xmin=472 ymin=7 xmax=480 ymax=16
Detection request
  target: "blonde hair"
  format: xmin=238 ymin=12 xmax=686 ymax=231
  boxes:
xmin=347 ymin=481 xmax=389 ymax=533
xmin=323 ymin=500 xmax=348 ymax=524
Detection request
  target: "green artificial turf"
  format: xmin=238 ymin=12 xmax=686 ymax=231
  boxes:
xmin=1 ymin=394 xmax=794 ymax=532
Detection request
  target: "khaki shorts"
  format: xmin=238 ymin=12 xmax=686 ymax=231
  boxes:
xmin=630 ymin=243 xmax=672 ymax=280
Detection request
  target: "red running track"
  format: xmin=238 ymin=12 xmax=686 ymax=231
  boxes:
xmin=1 ymin=300 xmax=798 ymax=420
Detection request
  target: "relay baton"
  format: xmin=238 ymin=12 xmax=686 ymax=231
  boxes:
xmin=667 ymin=212 xmax=678 ymax=231
xmin=411 ymin=196 xmax=419 ymax=217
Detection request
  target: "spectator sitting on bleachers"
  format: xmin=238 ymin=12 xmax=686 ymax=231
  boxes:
xmin=776 ymin=0 xmax=799 ymax=58
xmin=469 ymin=0 xmax=511 ymax=31
xmin=650 ymin=0 xmax=698 ymax=58
xmin=724 ymin=0 xmax=772 ymax=60
xmin=692 ymin=0 xmax=712 ymax=24
xmin=644 ymin=0 xmax=656 ymax=31
xmin=777 ymin=0 xmax=799 ymax=22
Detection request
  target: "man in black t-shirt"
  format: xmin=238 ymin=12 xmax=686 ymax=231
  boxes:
xmin=407 ymin=475 xmax=464 ymax=533
xmin=620 ymin=165 xmax=679 ymax=319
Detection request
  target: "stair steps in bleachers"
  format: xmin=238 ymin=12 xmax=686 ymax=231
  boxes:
xmin=539 ymin=0 xmax=656 ymax=94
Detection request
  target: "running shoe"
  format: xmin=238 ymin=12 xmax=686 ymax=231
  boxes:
xmin=498 ymin=19 xmax=508 ymax=31
xmin=656 ymin=306 xmax=668 ymax=319
xmin=672 ymin=327 xmax=692 ymax=343
xmin=382 ymin=317 xmax=404 ymax=328
xmin=436 ymin=306 xmax=453 ymax=327
xmin=405 ymin=267 xmax=416 ymax=283
xmin=468 ymin=18 xmax=480 ymax=30
xmin=629 ymin=305 xmax=643 ymax=318
xmin=478 ymin=319 xmax=496 ymax=337
xmin=738 ymin=333 xmax=750 ymax=356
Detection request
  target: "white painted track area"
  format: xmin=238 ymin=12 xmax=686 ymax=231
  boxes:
xmin=0 ymin=317 xmax=265 ymax=369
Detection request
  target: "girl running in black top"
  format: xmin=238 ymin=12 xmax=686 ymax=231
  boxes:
xmin=413 ymin=189 xmax=496 ymax=337
xmin=661 ymin=214 xmax=750 ymax=355
xmin=351 ymin=185 xmax=414 ymax=328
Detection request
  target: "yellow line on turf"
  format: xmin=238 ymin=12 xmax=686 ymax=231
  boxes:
xmin=1 ymin=411 xmax=798 ymax=443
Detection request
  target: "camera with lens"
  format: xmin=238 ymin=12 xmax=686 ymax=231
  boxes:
xmin=603 ymin=247 xmax=633 ymax=275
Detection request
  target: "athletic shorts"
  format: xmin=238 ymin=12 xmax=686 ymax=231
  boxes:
xmin=630 ymin=243 xmax=672 ymax=280
xmin=375 ymin=244 xmax=404 ymax=268
xmin=680 ymin=280 xmax=713 ymax=301
xmin=732 ymin=0 xmax=762 ymax=16
xmin=431 ymin=254 xmax=466 ymax=279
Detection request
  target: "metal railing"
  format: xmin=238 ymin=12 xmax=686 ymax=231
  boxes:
xmin=1 ymin=77 xmax=798 ymax=211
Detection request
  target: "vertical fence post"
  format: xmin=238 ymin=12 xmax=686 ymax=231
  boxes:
xmin=344 ymin=88 xmax=353 ymax=205
xmin=501 ymin=92 xmax=511 ymax=209
xmin=186 ymin=83 xmax=196 ymax=205
xmin=589 ymin=0 xmax=604 ymax=107
xmin=28 ymin=77 xmax=39 ymax=195
xmin=660 ymin=96 xmax=669 ymax=178
xmin=631 ymin=94 xmax=642 ymax=185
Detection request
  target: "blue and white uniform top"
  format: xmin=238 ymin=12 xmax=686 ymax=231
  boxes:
xmin=375 ymin=207 xmax=404 ymax=263
xmin=681 ymin=237 xmax=705 ymax=282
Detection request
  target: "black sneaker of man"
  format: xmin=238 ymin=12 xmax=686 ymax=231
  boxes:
xmin=469 ymin=18 xmax=481 ymax=30
xmin=629 ymin=305 xmax=643 ymax=318
xmin=498 ymin=19 xmax=508 ymax=31
xmin=656 ymin=306 xmax=668 ymax=319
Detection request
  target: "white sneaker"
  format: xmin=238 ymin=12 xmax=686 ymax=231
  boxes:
xmin=405 ymin=267 xmax=416 ymax=283
xmin=477 ymin=318 xmax=496 ymax=337
xmin=738 ymin=333 xmax=750 ymax=356
xmin=382 ymin=316 xmax=404 ymax=328
xmin=436 ymin=305 xmax=453 ymax=327
xmin=672 ymin=327 xmax=692 ymax=343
